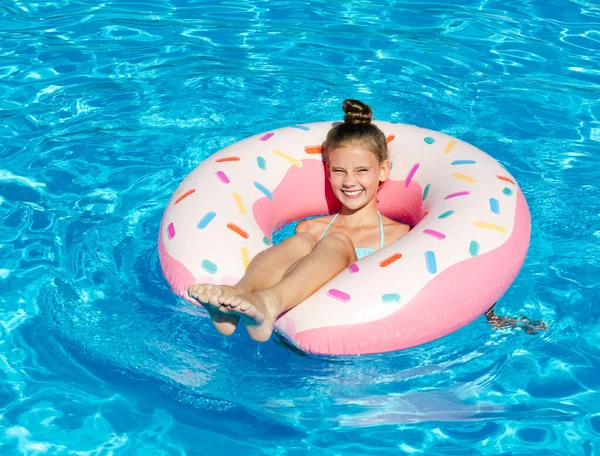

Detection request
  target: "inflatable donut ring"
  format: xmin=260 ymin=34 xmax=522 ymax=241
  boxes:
xmin=159 ymin=122 xmax=531 ymax=355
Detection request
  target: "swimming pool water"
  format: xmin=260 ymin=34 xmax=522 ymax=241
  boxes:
xmin=2 ymin=0 xmax=600 ymax=454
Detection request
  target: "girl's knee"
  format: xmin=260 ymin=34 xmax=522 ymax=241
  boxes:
xmin=292 ymin=232 xmax=317 ymax=253
xmin=321 ymin=232 xmax=354 ymax=252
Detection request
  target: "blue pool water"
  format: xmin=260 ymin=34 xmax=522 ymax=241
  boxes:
xmin=2 ymin=0 xmax=600 ymax=453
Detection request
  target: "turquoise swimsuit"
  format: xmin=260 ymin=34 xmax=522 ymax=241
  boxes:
xmin=319 ymin=211 xmax=385 ymax=260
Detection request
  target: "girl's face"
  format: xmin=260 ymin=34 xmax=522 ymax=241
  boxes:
xmin=327 ymin=144 xmax=389 ymax=211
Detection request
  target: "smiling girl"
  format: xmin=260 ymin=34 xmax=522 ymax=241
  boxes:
xmin=188 ymin=99 xmax=410 ymax=342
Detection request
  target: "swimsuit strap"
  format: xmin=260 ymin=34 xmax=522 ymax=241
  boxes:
xmin=320 ymin=211 xmax=384 ymax=247
xmin=319 ymin=213 xmax=339 ymax=240
xmin=377 ymin=210 xmax=385 ymax=248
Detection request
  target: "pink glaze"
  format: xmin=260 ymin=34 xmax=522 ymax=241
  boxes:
xmin=291 ymin=189 xmax=530 ymax=355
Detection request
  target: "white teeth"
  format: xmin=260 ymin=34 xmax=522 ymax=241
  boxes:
xmin=343 ymin=190 xmax=363 ymax=196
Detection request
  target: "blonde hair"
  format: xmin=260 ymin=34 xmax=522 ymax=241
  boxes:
xmin=323 ymin=99 xmax=388 ymax=163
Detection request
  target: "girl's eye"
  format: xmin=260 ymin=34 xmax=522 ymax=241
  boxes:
xmin=358 ymin=169 xmax=367 ymax=173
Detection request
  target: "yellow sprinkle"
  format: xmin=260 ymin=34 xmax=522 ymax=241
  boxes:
xmin=272 ymin=149 xmax=302 ymax=168
xmin=444 ymin=139 xmax=456 ymax=154
xmin=241 ymin=246 xmax=249 ymax=270
xmin=452 ymin=172 xmax=476 ymax=183
xmin=233 ymin=192 xmax=246 ymax=215
xmin=474 ymin=222 xmax=506 ymax=233
xmin=173 ymin=190 xmax=183 ymax=197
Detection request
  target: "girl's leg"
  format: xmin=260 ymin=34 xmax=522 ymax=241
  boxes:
xmin=218 ymin=232 xmax=357 ymax=342
xmin=188 ymin=232 xmax=316 ymax=335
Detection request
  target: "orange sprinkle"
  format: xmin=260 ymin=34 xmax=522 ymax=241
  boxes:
xmin=497 ymin=175 xmax=516 ymax=185
xmin=304 ymin=145 xmax=323 ymax=154
xmin=386 ymin=134 xmax=395 ymax=144
xmin=227 ymin=223 xmax=249 ymax=239
xmin=174 ymin=189 xmax=196 ymax=205
xmin=216 ymin=156 xmax=240 ymax=163
xmin=379 ymin=253 xmax=402 ymax=267
xmin=422 ymin=211 xmax=429 ymax=218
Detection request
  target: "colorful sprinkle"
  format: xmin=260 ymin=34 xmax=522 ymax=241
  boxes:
xmin=327 ymin=288 xmax=350 ymax=303
xmin=424 ymin=136 xmax=436 ymax=145
xmin=469 ymin=240 xmax=479 ymax=257
xmin=438 ymin=210 xmax=455 ymax=219
xmin=348 ymin=263 xmax=359 ymax=274
xmin=425 ymin=251 xmax=437 ymax=274
xmin=502 ymin=187 xmax=513 ymax=196
xmin=201 ymin=259 xmax=217 ymax=274
xmin=254 ymin=181 xmax=273 ymax=200
xmin=215 ymin=171 xmax=230 ymax=184
xmin=260 ymin=133 xmax=274 ymax=141
xmin=497 ymin=175 xmax=516 ymax=185
xmin=423 ymin=229 xmax=446 ymax=240
xmin=444 ymin=139 xmax=457 ymax=154
xmin=422 ymin=184 xmax=431 ymax=201
xmin=272 ymin=148 xmax=302 ymax=168
xmin=197 ymin=211 xmax=216 ymax=229
xmin=405 ymin=163 xmax=420 ymax=187
xmin=450 ymin=159 xmax=476 ymax=165
xmin=386 ymin=134 xmax=395 ymax=144
xmin=422 ymin=211 xmax=429 ymax=218
xmin=215 ymin=156 xmax=240 ymax=163
xmin=474 ymin=221 xmax=506 ymax=233
xmin=304 ymin=145 xmax=322 ymax=155
xmin=382 ymin=293 xmax=401 ymax=304
xmin=174 ymin=189 xmax=196 ymax=205
xmin=291 ymin=125 xmax=310 ymax=131
xmin=233 ymin=192 xmax=246 ymax=215
xmin=241 ymin=246 xmax=249 ymax=270
xmin=262 ymin=236 xmax=271 ymax=246
xmin=379 ymin=253 xmax=402 ymax=267
xmin=445 ymin=191 xmax=470 ymax=199
xmin=452 ymin=172 xmax=476 ymax=183
xmin=490 ymin=198 xmax=500 ymax=214
xmin=227 ymin=223 xmax=249 ymax=238
xmin=167 ymin=223 xmax=175 ymax=239
xmin=257 ymin=156 xmax=267 ymax=170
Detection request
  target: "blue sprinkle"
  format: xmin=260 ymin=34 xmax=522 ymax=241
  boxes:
xmin=197 ymin=211 xmax=216 ymax=229
xmin=201 ymin=259 xmax=217 ymax=274
xmin=438 ymin=210 xmax=455 ymax=219
xmin=502 ymin=187 xmax=513 ymax=196
xmin=382 ymin=293 xmax=401 ymax=304
xmin=424 ymin=136 xmax=436 ymax=144
xmin=262 ymin=236 xmax=271 ymax=246
xmin=451 ymin=160 xmax=477 ymax=165
xmin=422 ymin=184 xmax=431 ymax=201
xmin=390 ymin=161 xmax=393 ymax=170
xmin=257 ymin=156 xmax=266 ymax=170
xmin=254 ymin=181 xmax=273 ymax=200
xmin=425 ymin=251 xmax=437 ymax=274
xmin=469 ymin=241 xmax=479 ymax=257
xmin=290 ymin=125 xmax=310 ymax=131
xmin=490 ymin=198 xmax=500 ymax=214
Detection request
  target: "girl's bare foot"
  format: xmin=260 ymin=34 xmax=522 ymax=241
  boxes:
xmin=188 ymin=284 xmax=243 ymax=336
xmin=220 ymin=291 xmax=280 ymax=342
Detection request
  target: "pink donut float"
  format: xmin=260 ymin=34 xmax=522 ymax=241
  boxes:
xmin=158 ymin=122 xmax=531 ymax=355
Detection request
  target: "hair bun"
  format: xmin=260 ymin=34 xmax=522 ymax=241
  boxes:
xmin=342 ymin=99 xmax=373 ymax=125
